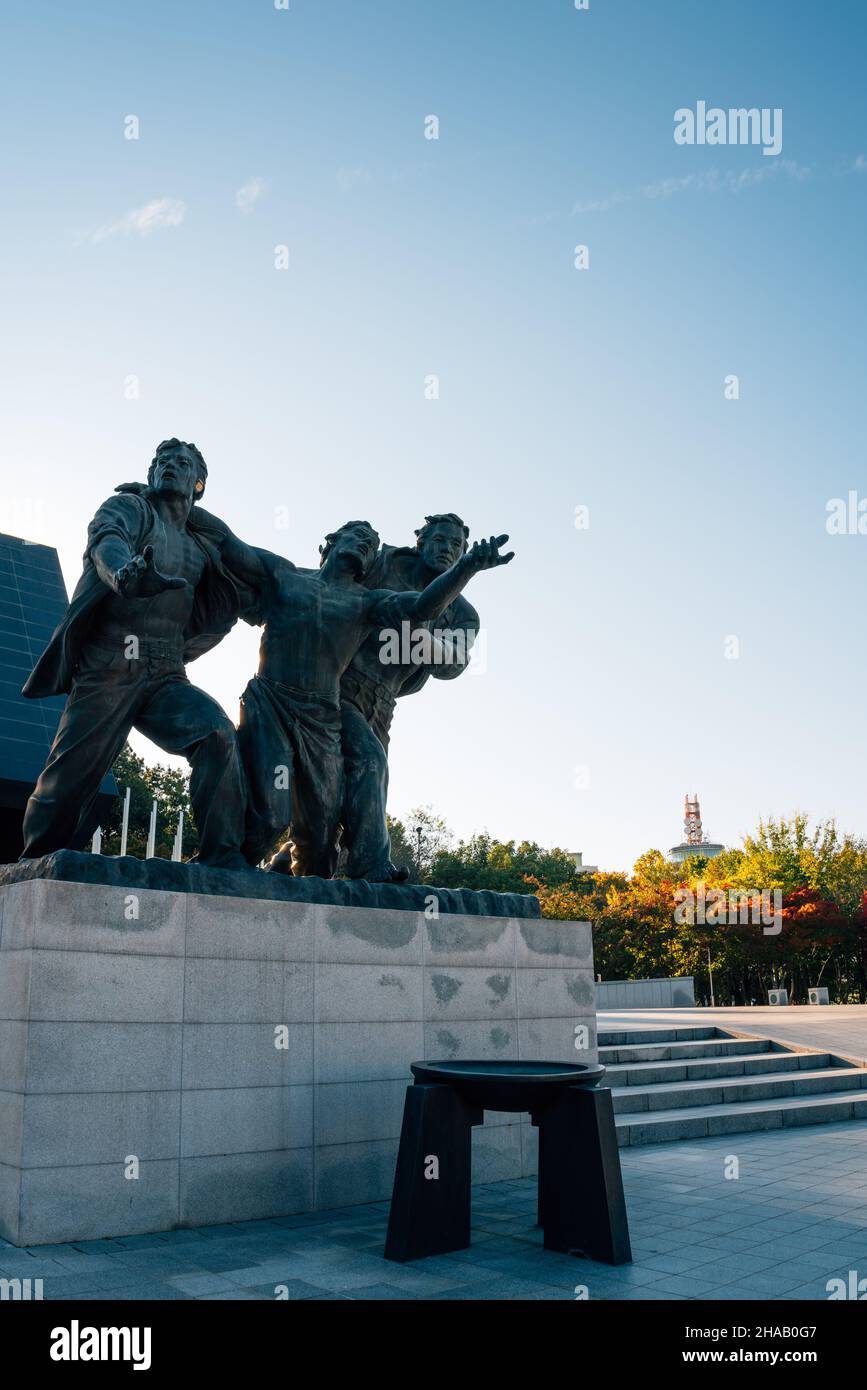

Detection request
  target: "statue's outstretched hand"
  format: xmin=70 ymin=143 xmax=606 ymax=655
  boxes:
xmin=114 ymin=544 xmax=188 ymax=598
xmin=466 ymin=534 xmax=515 ymax=572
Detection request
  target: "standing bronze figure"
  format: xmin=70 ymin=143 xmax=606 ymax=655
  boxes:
xmin=235 ymin=521 xmax=513 ymax=876
xmin=20 ymin=440 xmax=255 ymax=869
xmin=339 ymin=513 xmax=479 ymax=882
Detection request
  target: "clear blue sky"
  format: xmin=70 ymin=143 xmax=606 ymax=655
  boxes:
xmin=1 ymin=0 xmax=866 ymax=870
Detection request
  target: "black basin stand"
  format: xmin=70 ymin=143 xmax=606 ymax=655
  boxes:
xmin=384 ymin=1060 xmax=632 ymax=1266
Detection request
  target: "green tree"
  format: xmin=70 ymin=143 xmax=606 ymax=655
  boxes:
xmin=429 ymin=833 xmax=595 ymax=897
xmin=100 ymin=745 xmax=198 ymax=860
xmin=390 ymin=806 xmax=453 ymax=880
xmin=334 ymin=808 xmax=451 ymax=880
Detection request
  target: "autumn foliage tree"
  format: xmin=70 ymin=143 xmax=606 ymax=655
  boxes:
xmin=96 ymin=754 xmax=867 ymax=1004
xmin=404 ymin=813 xmax=867 ymax=1005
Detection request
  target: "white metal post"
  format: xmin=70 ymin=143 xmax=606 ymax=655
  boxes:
xmin=172 ymin=810 xmax=184 ymax=862
xmin=119 ymin=786 xmax=131 ymax=857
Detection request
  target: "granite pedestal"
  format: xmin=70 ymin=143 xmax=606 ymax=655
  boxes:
xmin=0 ymin=853 xmax=596 ymax=1246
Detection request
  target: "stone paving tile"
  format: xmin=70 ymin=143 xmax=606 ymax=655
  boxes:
xmin=368 ymin=1266 xmax=472 ymax=1296
xmin=73 ymin=1282 xmax=191 ymax=1301
xmin=173 ymin=1251 xmax=270 ymax=1275
xmin=0 ymin=1254 xmax=67 ymax=1278
xmin=631 ymin=1236 xmax=690 ymax=1256
xmin=21 ymin=1243 xmax=80 ymax=1258
xmin=613 ymin=1286 xmax=689 ymax=1300
xmin=277 ymin=1233 xmax=372 ymax=1253
xmin=51 ymin=1252 xmax=130 ymax=1274
xmin=241 ymin=1278 xmax=331 ymax=1300
xmin=570 ymin=1273 xmax=642 ymax=1299
xmin=686 ymin=1252 xmax=788 ymax=1284
xmin=816 ymin=1235 xmax=867 ymax=1258
xmin=707 ymin=1286 xmax=771 ymax=1301
xmin=745 ymin=1215 xmax=834 ymax=1240
xmin=639 ymin=1248 xmax=729 ymax=1275
xmin=576 ymin=1263 xmax=663 ymax=1289
xmin=147 ymin=1229 xmax=211 ymax=1247
xmin=196 ymin=1238 xmax=285 ymax=1259
xmin=67 ymin=1239 xmax=122 ymax=1254
xmin=308 ymin=1229 xmax=385 ymax=1250
xmin=804 ymin=1221 xmax=867 ymax=1241
xmin=221 ymin=1260 xmax=322 ymax=1287
xmin=394 ymin=1255 xmax=500 ymax=1285
xmin=455 ymin=1251 xmax=565 ymax=1283
xmin=544 ymin=1268 xmax=612 ymax=1295
xmin=775 ymin=1249 xmax=858 ymax=1277
xmin=642 ymin=1273 xmax=723 ymax=1298
xmin=727 ymin=1267 xmax=820 ymax=1297
xmin=108 ymin=1233 xmax=176 ymax=1251
xmin=100 ymin=1250 xmax=204 ymax=1276
xmin=185 ymin=1224 xmax=250 ymax=1239
xmin=676 ymin=1232 xmax=753 ymax=1255
xmin=797 ymin=1199 xmax=867 ymax=1218
xmin=41 ymin=1271 xmax=157 ymax=1299
xmin=302 ymin=1293 xmax=356 ymax=1300
xmin=342 ymin=1283 xmax=418 ymax=1300
xmin=229 ymin=1219 xmax=289 ymax=1233
xmin=287 ymin=1266 xmax=390 ymax=1294
xmin=198 ymin=1290 xmax=265 ymax=1301
xmin=270 ymin=1212 xmax=343 ymax=1229
xmin=164 ymin=1273 xmax=240 ymax=1296
xmin=9 ymin=1118 xmax=867 ymax=1302
xmin=286 ymin=1241 xmax=390 ymax=1264
xmin=430 ymin=1276 xmax=539 ymax=1300
xmin=732 ymin=1241 xmax=825 ymax=1269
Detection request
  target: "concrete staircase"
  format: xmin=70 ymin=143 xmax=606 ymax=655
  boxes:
xmin=600 ymin=1024 xmax=867 ymax=1146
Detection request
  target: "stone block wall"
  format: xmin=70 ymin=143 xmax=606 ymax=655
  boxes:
xmin=0 ymin=877 xmax=596 ymax=1245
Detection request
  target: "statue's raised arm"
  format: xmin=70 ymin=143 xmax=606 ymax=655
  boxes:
xmin=367 ymin=533 xmax=513 ymax=629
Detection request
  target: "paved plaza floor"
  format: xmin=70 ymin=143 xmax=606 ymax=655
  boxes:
xmin=5 ymin=1118 xmax=866 ymax=1302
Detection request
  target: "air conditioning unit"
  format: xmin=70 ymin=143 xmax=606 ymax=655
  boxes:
xmin=808 ymin=987 xmax=829 ymax=1005
xmin=768 ymin=988 xmax=788 ymax=1006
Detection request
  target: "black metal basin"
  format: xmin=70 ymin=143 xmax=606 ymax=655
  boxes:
xmin=410 ymin=1059 xmax=606 ymax=1113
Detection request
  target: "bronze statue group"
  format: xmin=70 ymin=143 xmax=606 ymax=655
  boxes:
xmin=19 ymin=438 xmax=513 ymax=882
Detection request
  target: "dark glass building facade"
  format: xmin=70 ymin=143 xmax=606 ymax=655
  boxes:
xmin=0 ymin=532 xmax=116 ymax=862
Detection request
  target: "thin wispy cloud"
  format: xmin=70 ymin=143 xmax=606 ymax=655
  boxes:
xmin=572 ymin=160 xmax=811 ymax=214
xmin=91 ymin=197 xmax=186 ymax=242
xmin=235 ymin=177 xmax=267 ymax=212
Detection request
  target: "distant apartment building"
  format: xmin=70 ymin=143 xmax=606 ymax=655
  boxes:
xmin=566 ymin=850 xmax=598 ymax=873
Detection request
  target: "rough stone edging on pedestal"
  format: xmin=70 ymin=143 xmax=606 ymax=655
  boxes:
xmin=0 ymin=849 xmax=541 ymax=919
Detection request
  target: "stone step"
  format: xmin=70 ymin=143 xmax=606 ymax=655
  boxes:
xmin=599 ymin=1036 xmax=773 ymax=1065
xmin=612 ymin=1066 xmax=867 ymax=1114
xmin=597 ymin=1025 xmax=722 ymax=1047
xmin=614 ymin=1089 xmax=867 ymax=1146
xmin=604 ymin=1050 xmax=833 ymax=1087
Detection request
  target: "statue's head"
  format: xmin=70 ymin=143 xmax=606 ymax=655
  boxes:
xmin=147 ymin=439 xmax=208 ymax=504
xmin=319 ymin=519 xmax=380 ymax=577
xmin=415 ymin=513 xmax=468 ymax=573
